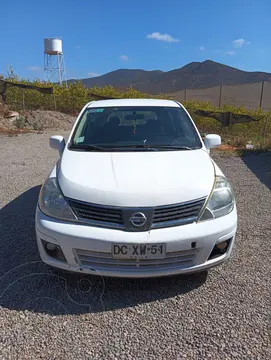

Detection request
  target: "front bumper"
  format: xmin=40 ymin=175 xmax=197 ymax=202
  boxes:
xmin=35 ymin=206 xmax=237 ymax=278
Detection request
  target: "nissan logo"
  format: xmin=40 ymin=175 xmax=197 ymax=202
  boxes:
xmin=129 ymin=212 xmax=147 ymax=227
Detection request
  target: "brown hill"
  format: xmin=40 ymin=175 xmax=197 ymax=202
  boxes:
xmin=68 ymin=60 xmax=271 ymax=94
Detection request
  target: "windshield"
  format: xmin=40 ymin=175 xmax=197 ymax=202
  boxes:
xmin=70 ymin=106 xmax=202 ymax=150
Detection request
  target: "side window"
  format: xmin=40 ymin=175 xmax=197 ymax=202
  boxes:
xmin=171 ymin=108 xmax=199 ymax=141
xmin=73 ymin=111 xmax=88 ymax=144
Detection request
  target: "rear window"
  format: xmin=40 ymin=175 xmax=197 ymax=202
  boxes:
xmin=71 ymin=106 xmax=202 ymax=149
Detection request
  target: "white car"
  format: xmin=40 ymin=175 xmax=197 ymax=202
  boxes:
xmin=35 ymin=99 xmax=237 ymax=278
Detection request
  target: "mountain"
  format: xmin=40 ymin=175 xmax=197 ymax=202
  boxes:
xmin=69 ymin=69 xmax=164 ymax=89
xmin=68 ymin=60 xmax=271 ymax=94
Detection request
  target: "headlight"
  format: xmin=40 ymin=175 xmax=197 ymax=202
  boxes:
xmin=38 ymin=177 xmax=76 ymax=221
xmin=198 ymin=176 xmax=235 ymax=221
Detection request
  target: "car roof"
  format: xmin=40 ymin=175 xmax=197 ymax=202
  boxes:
xmin=87 ymin=98 xmax=180 ymax=108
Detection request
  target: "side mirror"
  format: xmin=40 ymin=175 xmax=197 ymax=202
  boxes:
xmin=204 ymin=134 xmax=221 ymax=149
xmin=49 ymin=135 xmax=66 ymax=156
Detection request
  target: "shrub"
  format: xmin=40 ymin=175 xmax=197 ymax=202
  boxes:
xmin=33 ymin=122 xmax=44 ymax=131
xmin=14 ymin=116 xmax=27 ymax=129
xmin=2 ymin=75 xmax=271 ymax=149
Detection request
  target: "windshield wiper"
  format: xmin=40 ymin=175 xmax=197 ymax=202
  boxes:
xmin=151 ymin=145 xmax=194 ymax=150
xmin=69 ymin=144 xmax=195 ymax=152
xmin=114 ymin=144 xmax=194 ymax=150
xmin=103 ymin=145 xmax=158 ymax=151
xmin=69 ymin=144 xmax=109 ymax=151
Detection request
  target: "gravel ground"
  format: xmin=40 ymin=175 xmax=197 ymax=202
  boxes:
xmin=0 ymin=132 xmax=270 ymax=360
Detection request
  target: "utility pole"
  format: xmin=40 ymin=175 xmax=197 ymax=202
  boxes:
xmin=259 ymin=81 xmax=265 ymax=109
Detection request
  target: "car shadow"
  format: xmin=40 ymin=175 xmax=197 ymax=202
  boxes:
xmin=0 ymin=186 xmax=207 ymax=316
xmin=241 ymin=151 xmax=271 ymax=190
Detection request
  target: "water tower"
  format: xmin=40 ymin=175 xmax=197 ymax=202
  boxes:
xmin=44 ymin=38 xmax=67 ymax=86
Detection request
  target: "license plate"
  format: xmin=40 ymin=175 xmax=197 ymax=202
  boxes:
xmin=112 ymin=243 xmax=166 ymax=260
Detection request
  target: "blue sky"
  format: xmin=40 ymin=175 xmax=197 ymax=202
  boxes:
xmin=1 ymin=0 xmax=270 ymax=80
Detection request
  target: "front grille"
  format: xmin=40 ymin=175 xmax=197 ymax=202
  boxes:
xmin=74 ymin=248 xmax=200 ymax=272
xmin=67 ymin=197 xmax=206 ymax=230
xmin=152 ymin=198 xmax=206 ymax=228
xmin=67 ymin=199 xmax=124 ymax=229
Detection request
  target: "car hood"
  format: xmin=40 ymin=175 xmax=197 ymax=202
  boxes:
xmin=57 ymin=149 xmax=215 ymax=207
